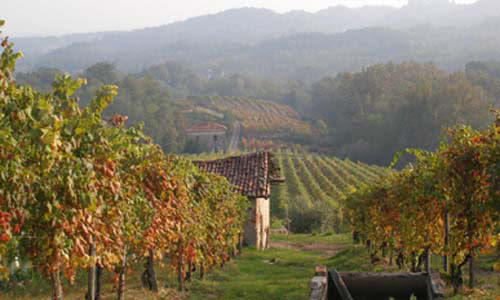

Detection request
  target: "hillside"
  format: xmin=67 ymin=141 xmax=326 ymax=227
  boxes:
xmin=11 ymin=5 xmax=395 ymax=55
xmin=13 ymin=23 xmax=500 ymax=81
xmin=180 ymin=96 xmax=314 ymax=138
xmin=271 ymin=149 xmax=387 ymax=227
xmin=10 ymin=1 xmax=500 ymax=77
xmin=12 ymin=1 xmax=499 ymax=51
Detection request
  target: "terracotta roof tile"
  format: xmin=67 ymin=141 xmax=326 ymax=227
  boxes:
xmin=186 ymin=122 xmax=227 ymax=133
xmin=193 ymin=152 xmax=283 ymax=198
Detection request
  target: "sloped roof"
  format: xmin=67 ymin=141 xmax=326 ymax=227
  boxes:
xmin=186 ymin=122 xmax=227 ymax=133
xmin=193 ymin=152 xmax=283 ymax=198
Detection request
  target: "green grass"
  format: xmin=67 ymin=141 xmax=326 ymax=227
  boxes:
xmin=185 ymin=234 xmax=500 ymax=300
xmin=1 ymin=234 xmax=498 ymax=300
xmin=186 ymin=244 xmax=373 ymax=300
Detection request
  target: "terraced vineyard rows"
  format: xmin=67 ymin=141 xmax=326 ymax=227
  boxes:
xmin=282 ymin=150 xmax=314 ymax=209
xmin=313 ymin=155 xmax=350 ymax=190
xmin=270 ymin=151 xmax=290 ymax=218
xmin=272 ymin=149 xmax=388 ymax=219
xmin=302 ymin=155 xmax=343 ymax=204
xmin=180 ymin=96 xmax=313 ymax=136
xmin=291 ymin=153 xmax=335 ymax=208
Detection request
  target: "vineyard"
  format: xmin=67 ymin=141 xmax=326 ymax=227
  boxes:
xmin=270 ymin=149 xmax=388 ymax=232
xmin=180 ymin=96 xmax=313 ymax=137
xmin=0 ymin=30 xmax=247 ymax=300
xmin=346 ymin=112 xmax=500 ymax=293
xmin=2 ymin=19 xmax=499 ymax=300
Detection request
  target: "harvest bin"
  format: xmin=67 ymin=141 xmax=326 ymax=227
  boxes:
xmin=310 ymin=268 xmax=444 ymax=300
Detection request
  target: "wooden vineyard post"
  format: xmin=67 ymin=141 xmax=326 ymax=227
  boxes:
xmin=425 ymin=247 xmax=431 ymax=274
xmin=147 ymin=248 xmax=158 ymax=292
xmin=187 ymin=260 xmax=192 ymax=281
xmin=51 ymin=268 xmax=63 ymax=300
xmin=117 ymin=246 xmax=127 ymax=300
xmin=381 ymin=242 xmax=387 ymax=258
xmin=237 ymin=232 xmax=243 ymax=255
xmin=286 ymin=204 xmax=290 ymax=236
xmin=199 ymin=263 xmax=205 ymax=280
xmin=96 ymin=265 xmax=102 ymax=300
xmin=177 ymin=243 xmax=184 ymax=292
xmin=334 ymin=211 xmax=340 ymax=234
xmin=443 ymin=210 xmax=449 ymax=273
xmin=87 ymin=241 xmax=96 ymax=300
xmin=469 ymin=255 xmax=474 ymax=288
xmin=352 ymin=231 xmax=360 ymax=244
xmin=389 ymin=248 xmax=394 ymax=266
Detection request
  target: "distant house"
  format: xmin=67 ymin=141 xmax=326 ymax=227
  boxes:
xmin=186 ymin=122 xmax=227 ymax=152
xmin=194 ymin=152 xmax=284 ymax=250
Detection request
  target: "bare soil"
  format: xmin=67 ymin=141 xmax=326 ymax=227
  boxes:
xmin=269 ymin=240 xmax=346 ymax=257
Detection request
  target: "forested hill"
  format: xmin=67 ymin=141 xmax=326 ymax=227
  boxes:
xmin=11 ymin=6 xmax=396 ymax=55
xmin=15 ymin=60 xmax=500 ymax=166
xmin=10 ymin=0 xmax=500 ymax=78
xmin=11 ymin=0 xmax=498 ymax=50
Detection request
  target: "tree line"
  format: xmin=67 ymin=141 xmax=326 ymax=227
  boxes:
xmin=15 ymin=59 xmax=500 ymax=166
xmin=310 ymin=62 xmax=499 ymax=165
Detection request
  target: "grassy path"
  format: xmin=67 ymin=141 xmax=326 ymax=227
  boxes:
xmin=1 ymin=234 xmax=498 ymax=300
xmin=269 ymin=240 xmax=345 ymax=257
xmin=187 ymin=234 xmax=371 ymax=300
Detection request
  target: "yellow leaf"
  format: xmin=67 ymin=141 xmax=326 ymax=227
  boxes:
xmin=75 ymin=127 xmax=85 ymax=135
xmin=494 ymin=262 xmax=500 ymax=272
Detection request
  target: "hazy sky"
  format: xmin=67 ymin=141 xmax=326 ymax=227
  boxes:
xmin=2 ymin=0 xmax=478 ymax=37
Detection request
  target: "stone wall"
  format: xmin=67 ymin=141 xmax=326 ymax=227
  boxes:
xmin=242 ymin=197 xmax=270 ymax=250
xmin=256 ymin=197 xmax=270 ymax=250
xmin=243 ymin=199 xmax=257 ymax=247
xmin=186 ymin=131 xmax=226 ymax=152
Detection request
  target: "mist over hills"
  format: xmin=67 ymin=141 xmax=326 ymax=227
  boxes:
xmin=10 ymin=0 xmax=500 ymax=166
xmin=387 ymin=0 xmax=499 ymax=27
xmin=12 ymin=5 xmax=396 ymax=52
xmin=9 ymin=0 xmax=500 ymax=79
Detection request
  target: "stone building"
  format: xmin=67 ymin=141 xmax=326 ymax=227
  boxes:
xmin=186 ymin=122 xmax=227 ymax=152
xmin=194 ymin=152 xmax=283 ymax=250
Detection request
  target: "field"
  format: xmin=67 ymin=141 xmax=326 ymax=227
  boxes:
xmin=180 ymin=96 xmax=313 ymax=137
xmin=270 ymin=149 xmax=388 ymax=220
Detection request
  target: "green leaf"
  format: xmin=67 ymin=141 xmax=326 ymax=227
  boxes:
xmin=38 ymin=99 xmax=51 ymax=111
xmin=0 ymin=20 xmax=5 ymax=27
xmin=89 ymin=198 xmax=97 ymax=212
xmin=75 ymin=127 xmax=85 ymax=135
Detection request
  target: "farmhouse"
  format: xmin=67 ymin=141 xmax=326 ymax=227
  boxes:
xmin=194 ymin=152 xmax=283 ymax=250
xmin=186 ymin=122 xmax=227 ymax=152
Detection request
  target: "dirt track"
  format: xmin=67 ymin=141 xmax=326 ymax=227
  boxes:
xmin=269 ymin=240 xmax=346 ymax=257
